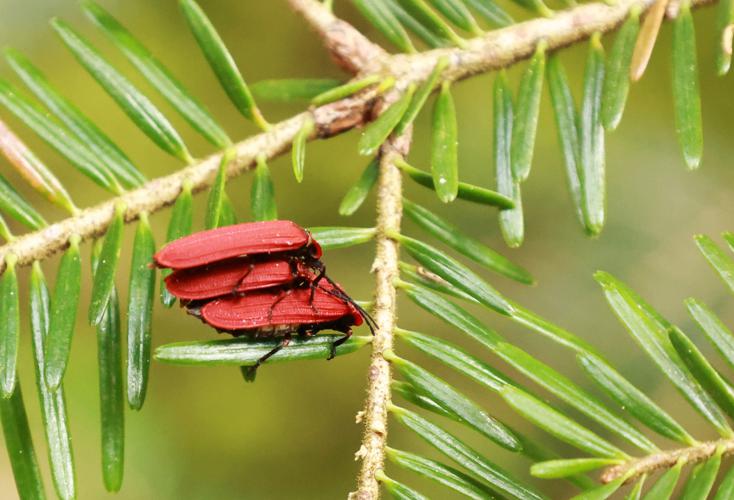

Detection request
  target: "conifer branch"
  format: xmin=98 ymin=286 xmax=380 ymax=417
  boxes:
xmin=0 ymin=0 xmax=715 ymax=271
xmin=0 ymin=1 xmax=725 ymax=498
xmin=0 ymin=98 xmax=375 ymax=273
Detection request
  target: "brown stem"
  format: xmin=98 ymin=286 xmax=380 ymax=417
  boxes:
xmin=601 ymin=437 xmax=734 ymax=483
xmin=350 ymin=129 xmax=411 ymax=500
xmin=383 ymin=0 xmax=714 ymax=90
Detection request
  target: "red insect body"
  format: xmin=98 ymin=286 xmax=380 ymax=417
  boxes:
xmin=153 ymin=220 xmax=322 ymax=270
xmin=155 ymin=220 xmax=374 ymax=378
xmin=200 ymin=282 xmax=363 ymax=334
xmin=164 ymin=258 xmax=313 ymax=301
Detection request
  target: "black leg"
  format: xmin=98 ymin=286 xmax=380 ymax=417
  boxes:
xmin=244 ymin=334 xmax=292 ymax=382
xmin=312 ymin=262 xmax=325 ymax=287
xmin=232 ymin=263 xmax=256 ymax=294
xmin=267 ymin=288 xmax=293 ymax=322
xmin=309 ymin=262 xmax=326 ymax=305
xmin=328 ymin=330 xmax=352 ymax=360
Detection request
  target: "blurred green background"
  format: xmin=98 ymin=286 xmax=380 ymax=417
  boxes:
xmin=0 ymin=1 xmax=732 ymax=498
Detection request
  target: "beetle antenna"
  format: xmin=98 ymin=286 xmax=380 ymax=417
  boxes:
xmin=316 ymin=278 xmax=377 ymax=334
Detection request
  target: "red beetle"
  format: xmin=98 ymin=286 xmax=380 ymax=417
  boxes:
xmin=153 ymin=220 xmax=322 ymax=270
xmin=192 ymin=281 xmax=364 ymax=379
xmin=155 ymin=220 xmax=375 ymax=379
xmin=164 ymin=257 xmax=313 ymax=301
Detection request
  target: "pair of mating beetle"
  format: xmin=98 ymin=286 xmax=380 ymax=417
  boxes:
xmin=154 ymin=220 xmax=375 ymax=379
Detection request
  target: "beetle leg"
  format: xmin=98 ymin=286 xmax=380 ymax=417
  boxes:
xmin=232 ymin=263 xmax=256 ymax=295
xmin=305 ymin=263 xmax=327 ymax=317
xmin=244 ymin=334 xmax=292 ymax=382
xmin=267 ymin=288 xmax=293 ymax=323
xmin=328 ymin=329 xmax=352 ymax=360
xmin=311 ymin=260 xmax=325 ymax=286
xmin=308 ymin=261 xmax=326 ymax=303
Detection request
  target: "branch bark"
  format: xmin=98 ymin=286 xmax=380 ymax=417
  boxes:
xmin=0 ymin=94 xmax=381 ymax=272
xmin=601 ymin=437 xmax=734 ymax=484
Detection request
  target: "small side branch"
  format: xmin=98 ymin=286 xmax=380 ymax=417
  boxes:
xmin=602 ymin=437 xmax=734 ymax=483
